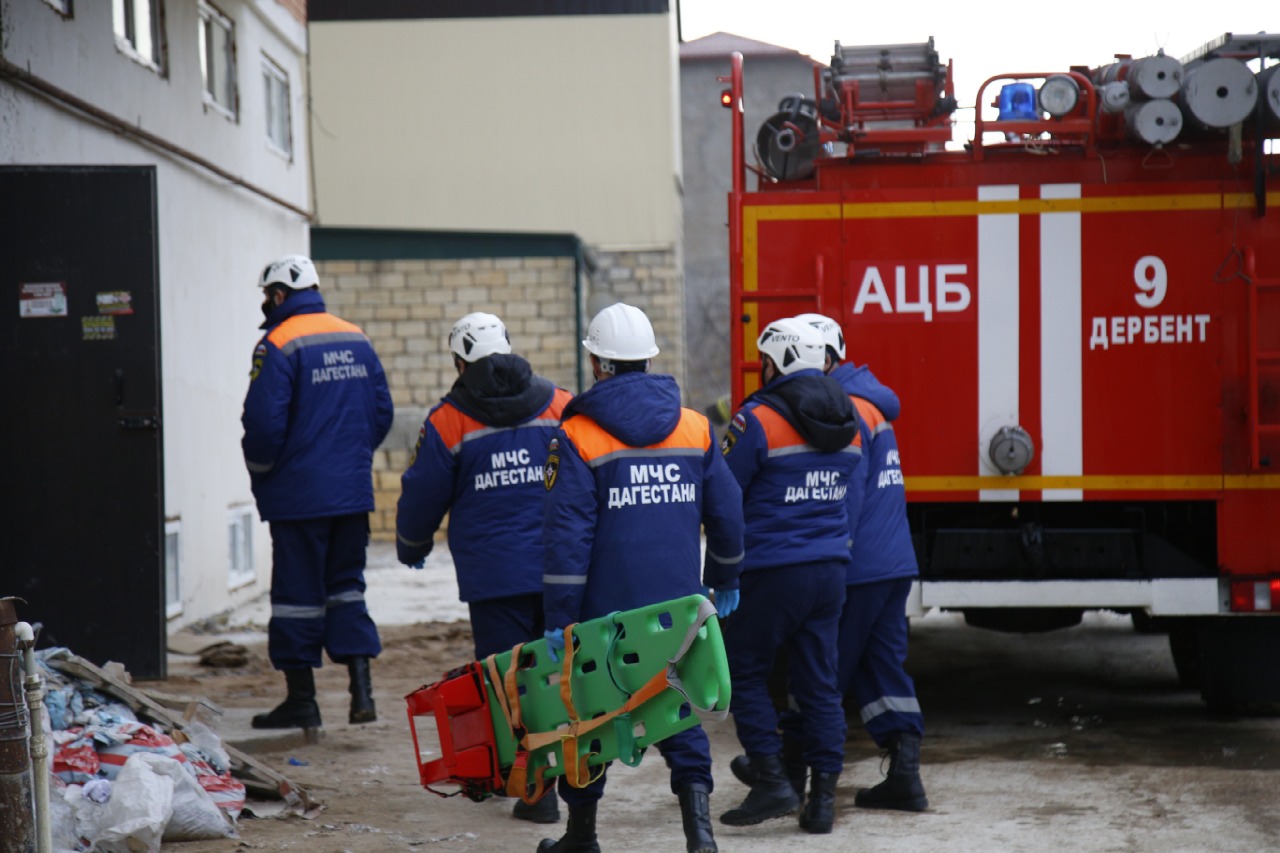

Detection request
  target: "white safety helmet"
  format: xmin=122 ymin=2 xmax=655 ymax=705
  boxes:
xmin=449 ymin=312 xmax=512 ymax=362
xmin=794 ymin=312 xmax=847 ymax=361
xmin=259 ymin=255 xmax=319 ymax=290
xmin=757 ymin=317 xmax=826 ymax=375
xmin=583 ymin=303 xmax=660 ymax=362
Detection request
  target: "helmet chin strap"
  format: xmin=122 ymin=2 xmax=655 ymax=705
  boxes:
xmin=590 ymin=355 xmax=651 ymax=382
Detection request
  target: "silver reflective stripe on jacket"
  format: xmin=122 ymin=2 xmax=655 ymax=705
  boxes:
xmin=446 ymin=417 xmax=562 ymax=455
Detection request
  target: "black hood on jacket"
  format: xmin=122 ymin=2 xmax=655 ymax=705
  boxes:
xmin=446 ymin=353 xmax=555 ymax=427
xmin=751 ymin=371 xmax=857 ymax=452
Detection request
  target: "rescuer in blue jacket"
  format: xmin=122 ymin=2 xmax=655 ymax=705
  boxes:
xmin=395 ymin=311 xmax=572 ymax=825
xmin=718 ymin=317 xmax=861 ymax=835
xmin=800 ymin=312 xmax=927 ymax=812
xmin=539 ymin=302 xmax=744 ymax=853
xmin=241 ymin=255 xmax=393 ymax=732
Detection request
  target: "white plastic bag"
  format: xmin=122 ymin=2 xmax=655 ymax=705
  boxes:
xmin=74 ymin=752 xmax=234 ymax=852
xmin=89 ymin=754 xmax=174 ymax=853
xmin=143 ymin=754 xmax=236 ymax=842
xmin=49 ymin=785 xmax=82 ymax=853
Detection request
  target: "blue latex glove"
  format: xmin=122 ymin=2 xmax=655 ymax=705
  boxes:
xmin=702 ymin=586 xmax=740 ymax=619
xmin=544 ymin=628 xmax=565 ymax=663
xmin=713 ymin=588 xmax=740 ymax=619
xmin=406 ymin=558 xmax=425 ymax=570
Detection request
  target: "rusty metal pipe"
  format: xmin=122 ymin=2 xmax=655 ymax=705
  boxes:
xmin=18 ymin=622 xmax=51 ymax=853
xmin=0 ymin=599 xmax=35 ymax=852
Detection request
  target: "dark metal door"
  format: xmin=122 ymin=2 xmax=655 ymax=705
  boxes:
xmin=0 ymin=166 xmax=166 ymax=679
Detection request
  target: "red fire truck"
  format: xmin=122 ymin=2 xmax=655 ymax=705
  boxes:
xmin=724 ymin=34 xmax=1280 ymax=711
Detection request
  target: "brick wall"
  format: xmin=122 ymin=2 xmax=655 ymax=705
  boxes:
xmin=316 ymin=247 xmax=684 ymax=541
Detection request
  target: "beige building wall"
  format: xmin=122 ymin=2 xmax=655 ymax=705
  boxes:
xmin=309 ymin=15 xmax=683 ymax=248
xmin=317 ymin=255 xmax=577 ymax=540
xmin=309 ymin=9 xmax=689 ymax=540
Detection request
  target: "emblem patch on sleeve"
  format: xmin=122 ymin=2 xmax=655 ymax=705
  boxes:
xmin=722 ymin=411 xmax=746 ymax=455
xmin=720 ymin=431 xmax=736 ymax=455
xmin=249 ymin=342 xmax=268 ymax=381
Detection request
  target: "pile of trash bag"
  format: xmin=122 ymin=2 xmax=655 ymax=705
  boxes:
xmin=37 ymin=649 xmax=242 ymax=852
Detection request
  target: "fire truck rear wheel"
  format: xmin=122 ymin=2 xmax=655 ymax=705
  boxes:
xmin=1196 ymin=618 xmax=1280 ymax=716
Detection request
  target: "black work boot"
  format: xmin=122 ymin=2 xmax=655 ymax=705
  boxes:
xmin=537 ymin=801 xmax=600 ymax=852
xmin=855 ymin=732 xmax=928 ymax=812
xmin=729 ymin=735 xmax=807 ymax=798
xmin=347 ymin=656 xmax=377 ymax=724
xmin=252 ymin=668 xmax=322 ymax=730
xmin=719 ymin=753 xmax=800 ymax=826
xmin=798 ymin=771 xmax=839 ymax=834
xmin=513 ymin=791 xmax=561 ymax=824
xmin=678 ymin=782 xmax=718 ymax=853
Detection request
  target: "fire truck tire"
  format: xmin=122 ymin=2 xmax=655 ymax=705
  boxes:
xmin=1166 ymin=624 xmax=1201 ymax=690
xmin=1196 ymin=618 xmax=1280 ymax=715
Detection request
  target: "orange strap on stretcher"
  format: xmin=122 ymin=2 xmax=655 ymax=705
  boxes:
xmin=485 ymin=597 xmax=720 ymax=802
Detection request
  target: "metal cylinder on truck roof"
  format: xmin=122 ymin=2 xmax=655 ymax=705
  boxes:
xmin=1098 ymin=81 xmax=1131 ymax=113
xmin=1180 ymin=57 xmax=1258 ymax=128
xmin=1124 ymin=97 xmax=1182 ymax=145
xmin=1096 ymin=54 xmax=1184 ymax=100
xmin=1127 ymin=53 xmax=1183 ymax=99
xmin=1094 ymin=59 xmax=1129 ymax=85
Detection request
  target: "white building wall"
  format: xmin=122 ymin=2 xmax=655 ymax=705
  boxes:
xmin=310 ymin=13 xmax=682 ymax=249
xmin=2 ymin=0 xmax=309 ymax=203
xmin=1 ymin=0 xmax=311 ymax=626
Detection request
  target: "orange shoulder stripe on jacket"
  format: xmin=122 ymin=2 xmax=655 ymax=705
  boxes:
xmin=751 ymin=404 xmax=807 ymax=449
xmin=429 ymin=404 xmax=485 ymax=453
xmin=754 ymin=402 xmax=862 ymax=450
xmin=545 ymin=388 xmax=573 ymax=420
xmin=267 ymin=313 xmax=364 ymax=348
xmin=563 ymin=408 xmax=710 ymax=463
xmin=852 ymin=397 xmax=886 ymax=432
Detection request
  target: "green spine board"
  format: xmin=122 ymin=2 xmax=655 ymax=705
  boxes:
xmin=482 ymin=593 xmax=731 ymax=779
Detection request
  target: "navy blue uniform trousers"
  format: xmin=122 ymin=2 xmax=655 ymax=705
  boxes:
xmin=838 ymin=577 xmax=924 ymax=746
xmin=468 ymin=593 xmax=545 ymax=660
xmin=724 ymin=560 xmax=847 ymax=774
xmin=267 ymin=513 xmax=381 ymax=669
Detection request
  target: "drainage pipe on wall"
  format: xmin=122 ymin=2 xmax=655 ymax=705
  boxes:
xmin=0 ymin=599 xmax=35 ymax=852
xmin=18 ymin=621 xmax=52 ymax=853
